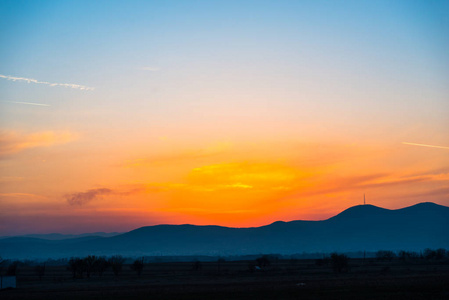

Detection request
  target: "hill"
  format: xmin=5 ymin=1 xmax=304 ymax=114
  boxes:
xmin=0 ymin=202 xmax=448 ymax=259
xmin=0 ymin=232 xmax=122 ymax=240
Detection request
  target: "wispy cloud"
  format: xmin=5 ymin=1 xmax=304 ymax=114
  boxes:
xmin=0 ymin=130 xmax=77 ymax=157
xmin=399 ymin=187 xmax=449 ymax=199
xmin=3 ymin=101 xmax=50 ymax=107
xmin=402 ymin=142 xmax=449 ymax=150
xmin=66 ymin=188 xmax=113 ymax=206
xmin=0 ymin=192 xmax=46 ymax=199
xmin=294 ymin=172 xmax=447 ymax=198
xmin=0 ymin=74 xmax=94 ymax=91
xmin=65 ymin=186 xmax=144 ymax=207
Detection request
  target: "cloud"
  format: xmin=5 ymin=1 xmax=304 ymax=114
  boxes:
xmin=0 ymin=130 xmax=77 ymax=157
xmin=64 ymin=185 xmax=145 ymax=207
xmin=0 ymin=193 xmax=46 ymax=199
xmin=2 ymin=101 xmax=50 ymax=107
xmin=400 ymin=187 xmax=449 ymax=199
xmin=402 ymin=142 xmax=449 ymax=150
xmin=0 ymin=74 xmax=94 ymax=91
xmin=293 ymin=172 xmax=442 ymax=198
xmin=406 ymin=167 xmax=449 ymax=177
xmin=66 ymin=188 xmax=113 ymax=206
xmin=0 ymin=192 xmax=49 ymax=208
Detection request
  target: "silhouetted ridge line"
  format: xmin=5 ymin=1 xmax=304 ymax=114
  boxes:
xmin=0 ymin=202 xmax=447 ymax=259
xmin=328 ymin=204 xmax=390 ymax=221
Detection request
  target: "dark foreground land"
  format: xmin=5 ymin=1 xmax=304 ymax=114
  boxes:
xmin=2 ymin=258 xmax=449 ymax=299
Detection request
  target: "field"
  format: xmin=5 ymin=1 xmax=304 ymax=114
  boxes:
xmin=2 ymin=258 xmax=449 ymax=299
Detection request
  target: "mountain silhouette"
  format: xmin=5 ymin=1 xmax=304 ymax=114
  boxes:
xmin=0 ymin=232 xmax=122 ymax=240
xmin=1 ymin=202 xmax=448 ymax=259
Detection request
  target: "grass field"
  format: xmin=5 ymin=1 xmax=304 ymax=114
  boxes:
xmin=2 ymin=258 xmax=449 ymax=299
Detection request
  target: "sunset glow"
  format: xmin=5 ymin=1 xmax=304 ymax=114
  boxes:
xmin=1 ymin=0 xmax=448 ymax=235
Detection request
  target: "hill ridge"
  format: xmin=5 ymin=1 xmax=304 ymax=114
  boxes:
xmin=0 ymin=202 xmax=448 ymax=259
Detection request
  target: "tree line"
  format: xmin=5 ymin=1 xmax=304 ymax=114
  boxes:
xmin=0 ymin=255 xmax=145 ymax=279
xmin=67 ymin=255 xmax=145 ymax=278
xmin=1 ymin=248 xmax=448 ymax=278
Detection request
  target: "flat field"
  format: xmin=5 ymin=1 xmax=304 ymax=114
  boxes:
xmin=2 ymin=258 xmax=449 ymax=299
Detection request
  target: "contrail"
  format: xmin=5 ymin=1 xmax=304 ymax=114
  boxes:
xmin=3 ymin=101 xmax=50 ymax=107
xmin=0 ymin=74 xmax=94 ymax=90
xmin=402 ymin=142 xmax=449 ymax=150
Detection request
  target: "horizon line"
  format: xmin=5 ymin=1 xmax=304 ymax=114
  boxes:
xmin=1 ymin=201 xmax=444 ymax=237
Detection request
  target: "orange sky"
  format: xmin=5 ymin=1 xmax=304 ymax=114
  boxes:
xmin=1 ymin=1 xmax=448 ymax=235
xmin=1 ymin=128 xmax=448 ymax=234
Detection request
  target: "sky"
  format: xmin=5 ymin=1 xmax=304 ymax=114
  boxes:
xmin=0 ymin=0 xmax=448 ymax=235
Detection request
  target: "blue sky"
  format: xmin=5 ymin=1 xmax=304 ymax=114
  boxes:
xmin=1 ymin=1 xmax=448 ymax=130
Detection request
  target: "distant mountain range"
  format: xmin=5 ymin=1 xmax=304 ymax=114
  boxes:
xmin=1 ymin=202 xmax=448 ymax=259
xmin=0 ymin=232 xmax=122 ymax=241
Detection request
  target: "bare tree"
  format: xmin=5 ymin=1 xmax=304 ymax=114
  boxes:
xmin=398 ymin=250 xmax=419 ymax=261
xmin=94 ymin=256 xmax=109 ymax=276
xmin=109 ymin=255 xmax=125 ymax=277
xmin=68 ymin=257 xmax=86 ymax=278
xmin=330 ymin=253 xmax=349 ymax=273
xmin=130 ymin=257 xmax=145 ymax=277
xmin=84 ymin=255 xmax=98 ymax=278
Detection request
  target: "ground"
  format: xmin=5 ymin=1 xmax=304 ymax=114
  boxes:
xmin=2 ymin=258 xmax=449 ymax=299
